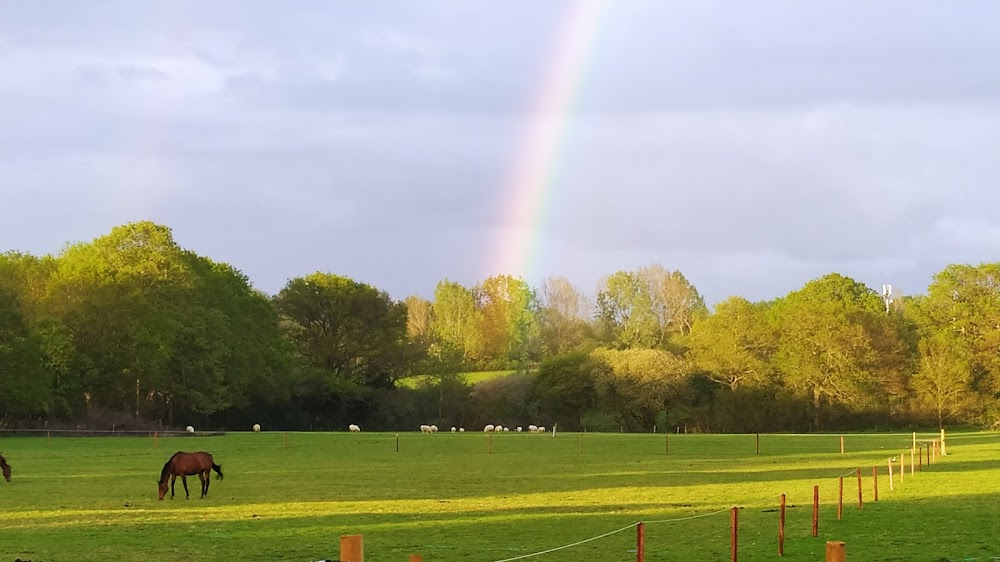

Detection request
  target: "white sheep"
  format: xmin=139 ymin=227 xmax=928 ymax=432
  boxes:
xmin=538 ymin=426 xmax=546 ymax=433
xmin=495 ymin=425 xmax=504 ymax=432
xmin=420 ymin=424 xmax=432 ymax=433
xmin=528 ymin=424 xmax=538 ymax=433
xmin=503 ymin=427 xmax=510 ymax=432
xmin=484 ymin=424 xmax=495 ymax=432
xmin=451 ymin=427 xmax=457 ymax=433
xmin=185 ymin=425 xmax=195 ymax=434
xmin=349 ymin=424 xmax=361 ymax=432
xmin=430 ymin=425 xmax=438 ymax=433
xmin=252 ymin=423 xmax=261 ymax=432
xmin=516 ymin=426 xmax=522 ymax=432
xmin=459 ymin=428 xmax=465 ymax=432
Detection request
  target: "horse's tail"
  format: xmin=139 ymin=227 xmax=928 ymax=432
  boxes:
xmin=212 ymin=463 xmax=223 ymax=480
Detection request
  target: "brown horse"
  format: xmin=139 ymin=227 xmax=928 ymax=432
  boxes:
xmin=0 ymin=452 xmax=10 ymax=482
xmin=158 ymin=451 xmax=223 ymax=500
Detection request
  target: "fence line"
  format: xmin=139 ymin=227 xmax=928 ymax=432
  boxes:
xmin=643 ymin=507 xmax=731 ymax=525
xmin=489 ymin=522 xmax=636 ymax=562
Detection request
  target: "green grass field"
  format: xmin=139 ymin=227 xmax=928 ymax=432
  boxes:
xmin=396 ymin=370 xmax=518 ymax=389
xmin=0 ymin=430 xmax=996 ymax=561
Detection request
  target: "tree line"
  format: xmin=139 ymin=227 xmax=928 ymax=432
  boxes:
xmin=1 ymin=222 xmax=997 ymax=432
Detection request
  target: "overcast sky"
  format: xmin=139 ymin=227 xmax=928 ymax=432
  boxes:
xmin=2 ymin=1 xmax=998 ymax=305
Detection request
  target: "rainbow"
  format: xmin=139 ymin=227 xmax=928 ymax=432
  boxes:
xmin=492 ymin=0 xmax=606 ymax=282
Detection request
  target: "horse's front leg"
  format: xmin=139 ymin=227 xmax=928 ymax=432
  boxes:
xmin=170 ymin=475 xmax=177 ymax=499
xmin=181 ymin=475 xmax=190 ymax=499
xmin=199 ymin=471 xmax=208 ymax=498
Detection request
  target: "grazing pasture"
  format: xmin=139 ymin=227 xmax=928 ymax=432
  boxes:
xmin=0 ymin=431 xmax=996 ymax=561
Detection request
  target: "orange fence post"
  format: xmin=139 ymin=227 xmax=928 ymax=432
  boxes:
xmin=856 ymin=468 xmax=863 ymax=510
xmin=778 ymin=494 xmax=786 ymax=557
xmin=825 ymin=541 xmax=846 ymax=562
xmin=339 ymin=534 xmax=364 ymax=562
xmin=731 ymin=507 xmax=739 ymax=562
xmin=636 ymin=521 xmax=645 ymax=562
xmin=872 ymin=465 xmax=878 ymax=502
xmin=837 ymin=477 xmax=843 ymax=520
xmin=812 ymin=486 xmax=819 ymax=537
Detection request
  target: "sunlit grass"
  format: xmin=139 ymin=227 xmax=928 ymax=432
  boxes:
xmin=0 ymin=430 xmax=996 ymax=561
xmin=396 ymin=370 xmax=519 ymax=388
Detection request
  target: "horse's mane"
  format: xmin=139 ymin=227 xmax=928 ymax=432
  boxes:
xmin=159 ymin=452 xmax=181 ymax=482
xmin=0 ymin=452 xmax=7 ymax=466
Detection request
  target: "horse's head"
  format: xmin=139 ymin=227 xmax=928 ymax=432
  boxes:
xmin=157 ymin=479 xmax=169 ymax=500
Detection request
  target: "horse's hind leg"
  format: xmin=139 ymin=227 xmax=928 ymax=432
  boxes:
xmin=170 ymin=475 xmax=177 ymax=499
xmin=181 ymin=475 xmax=190 ymax=499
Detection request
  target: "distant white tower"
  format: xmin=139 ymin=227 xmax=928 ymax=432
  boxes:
xmin=882 ymin=284 xmax=893 ymax=314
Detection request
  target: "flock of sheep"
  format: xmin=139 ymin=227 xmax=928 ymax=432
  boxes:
xmin=248 ymin=423 xmax=549 ymax=434
xmin=343 ymin=424 xmax=547 ymax=433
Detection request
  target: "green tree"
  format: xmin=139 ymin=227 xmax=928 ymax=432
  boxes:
xmin=430 ymin=280 xmax=483 ymax=363
xmin=589 ymin=347 xmax=688 ymax=431
xmin=474 ymin=275 xmax=539 ymax=366
xmin=275 ymin=272 xmax=413 ymax=425
xmin=686 ymin=297 xmax=775 ymax=390
xmin=533 ymin=351 xmax=595 ymax=430
xmin=537 ymin=277 xmax=593 ymax=355
xmin=595 ymin=271 xmax=659 ymax=349
xmin=637 ymin=264 xmax=708 ymax=342
xmin=0 ymin=254 xmax=51 ymax=416
xmin=769 ymin=273 xmax=905 ymax=429
xmin=919 ymin=264 xmax=1000 ymax=397
xmin=912 ymin=333 xmax=974 ymax=427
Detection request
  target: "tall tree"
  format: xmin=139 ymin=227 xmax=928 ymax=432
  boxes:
xmin=589 ymin=347 xmax=688 ymax=431
xmin=770 ymin=273 xmax=906 ymax=428
xmin=275 ymin=273 xmax=411 ymax=387
xmin=595 ymin=271 xmax=659 ymax=349
xmin=537 ymin=276 xmax=593 ymax=355
xmin=686 ymin=296 xmax=775 ymax=390
xmin=919 ymin=264 xmax=1000 ymax=396
xmin=474 ymin=275 xmax=539 ymax=365
xmin=637 ymin=264 xmax=708 ymax=341
xmin=0 ymin=253 xmax=51 ymax=416
xmin=430 ymin=280 xmax=483 ymax=363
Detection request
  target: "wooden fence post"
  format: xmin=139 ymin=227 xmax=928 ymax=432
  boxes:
xmin=779 ymin=494 xmax=786 ymax=557
xmin=856 ymin=468 xmax=863 ymax=510
xmin=941 ymin=428 xmax=947 ymax=456
xmin=731 ymin=507 xmax=739 ymax=562
xmin=872 ymin=465 xmax=878 ymax=502
xmin=899 ymin=454 xmax=904 ymax=482
xmin=919 ymin=446 xmax=923 ymax=471
xmin=825 ymin=541 xmax=846 ymax=562
xmin=912 ymin=431 xmax=917 ymax=452
xmin=636 ymin=521 xmax=645 ymax=562
xmin=837 ymin=477 xmax=843 ymax=520
xmin=840 ymin=435 xmax=844 ymax=454
xmin=340 ymin=534 xmax=364 ymax=562
xmin=910 ymin=449 xmax=914 ymax=475
xmin=887 ymin=458 xmax=894 ymax=491
xmin=812 ymin=486 xmax=819 ymax=537
xmin=756 ymin=433 xmax=760 ymax=455
xmin=396 ymin=434 xmax=399 ymax=453
xmin=665 ymin=434 xmax=669 ymax=456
